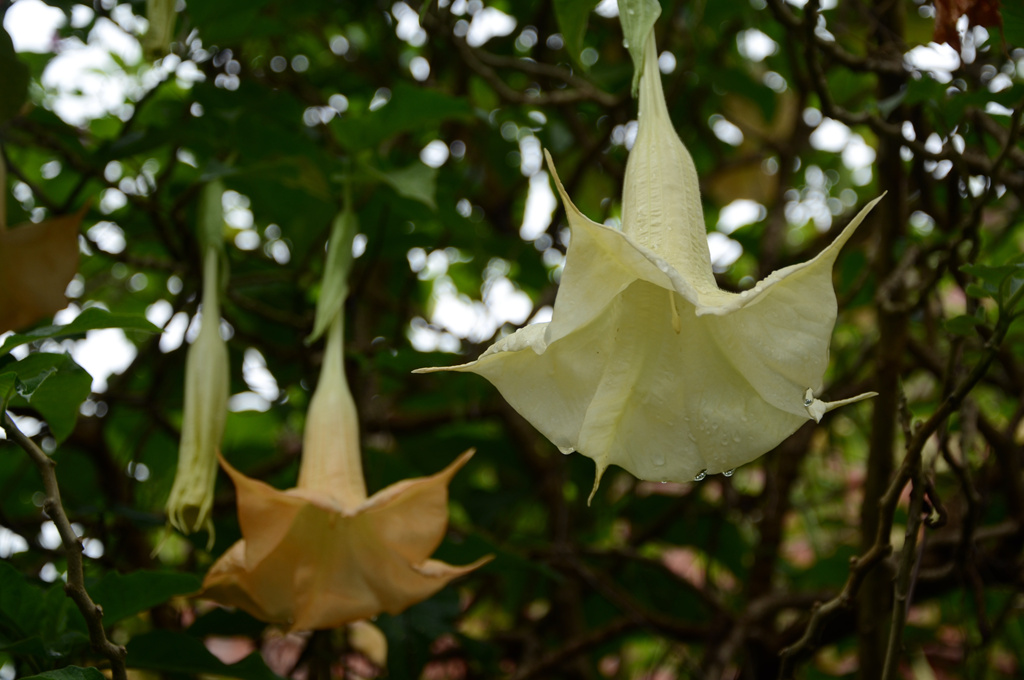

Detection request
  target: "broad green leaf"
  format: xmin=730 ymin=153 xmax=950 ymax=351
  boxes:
xmin=187 ymin=0 xmax=273 ymax=42
xmin=90 ymin=571 xmax=202 ymax=625
xmin=554 ymin=0 xmax=598 ymax=67
xmin=377 ymin=590 xmax=461 ymax=680
xmin=373 ymin=161 xmax=439 ymax=210
xmin=7 ymin=353 xmax=92 ymax=443
xmin=0 ymin=561 xmax=88 ymax=664
xmin=1002 ymin=0 xmax=1024 ymax=48
xmin=618 ymin=0 xmax=661 ymax=96
xmin=0 ymin=27 xmax=29 ymax=123
xmin=944 ymin=314 xmax=983 ymax=336
xmin=0 ymin=560 xmax=46 ymax=645
xmin=961 ymin=262 xmax=1022 ymax=289
xmin=126 ymin=630 xmax=284 ymax=680
xmin=0 ymin=372 xmax=17 ymax=409
xmin=964 ymin=282 xmax=991 ymax=300
xmin=331 ymin=83 xmax=474 ymax=150
xmin=0 ymin=307 xmax=159 ymax=357
xmin=962 ymin=261 xmax=1024 ymax=308
xmin=22 ymin=668 xmax=108 ymax=680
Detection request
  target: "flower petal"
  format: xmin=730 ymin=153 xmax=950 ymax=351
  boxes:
xmin=203 ymin=451 xmax=490 ymax=631
xmin=0 ymin=210 xmax=84 ymax=333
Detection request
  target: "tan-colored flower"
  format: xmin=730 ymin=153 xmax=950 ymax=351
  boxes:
xmin=417 ymin=31 xmax=879 ymax=501
xmin=0 ymin=209 xmax=84 ymax=334
xmin=202 ymin=311 xmax=490 ymax=631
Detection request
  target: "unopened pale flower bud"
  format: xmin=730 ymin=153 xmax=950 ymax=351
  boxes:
xmin=166 ymin=241 xmax=228 ymax=542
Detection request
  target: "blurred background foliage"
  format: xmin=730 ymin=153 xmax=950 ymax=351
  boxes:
xmin=1 ymin=0 xmax=1023 ymax=678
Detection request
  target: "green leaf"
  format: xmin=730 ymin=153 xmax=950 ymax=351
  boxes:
xmin=373 ymin=161 xmax=439 ymax=210
xmin=618 ymin=0 xmax=662 ymax=96
xmin=89 ymin=571 xmax=202 ymax=625
xmin=331 ymin=82 xmax=474 ymax=150
xmin=126 ymin=630 xmax=284 ymax=680
xmin=187 ymin=0 xmax=272 ymax=42
xmin=377 ymin=589 xmax=461 ymax=679
xmin=0 ymin=560 xmax=46 ymax=645
xmin=944 ymin=314 xmax=982 ymax=336
xmin=964 ymin=282 xmax=991 ymax=300
xmin=6 ymin=353 xmax=92 ymax=443
xmin=0 ymin=561 xmax=88 ymax=665
xmin=308 ymin=207 xmax=357 ymax=343
xmin=0 ymin=27 xmax=29 ymax=123
xmin=1003 ymin=0 xmax=1024 ymax=48
xmin=0 ymin=372 xmax=15 ymax=409
xmin=0 ymin=308 xmax=159 ymax=357
xmin=186 ymin=608 xmax=267 ymax=638
xmin=553 ymin=0 xmax=598 ymax=67
xmin=962 ymin=261 xmax=1024 ymax=308
xmin=962 ymin=262 xmax=1019 ymax=290
xmin=22 ymin=668 xmax=108 ymax=680
xmin=15 ymin=365 xmax=58 ymax=399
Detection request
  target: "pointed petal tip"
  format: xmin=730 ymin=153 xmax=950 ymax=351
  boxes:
xmin=412 ymin=553 xmax=494 ymax=579
xmin=587 ymin=460 xmax=607 ymax=506
xmin=805 ymin=390 xmax=879 ymax=423
xmin=412 ymin=362 xmax=477 ymax=375
xmin=433 ymin=448 xmax=477 ymax=485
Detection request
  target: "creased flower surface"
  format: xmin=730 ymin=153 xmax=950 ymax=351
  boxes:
xmin=418 ymin=32 xmax=879 ymax=499
xmin=166 ymin=246 xmax=229 ymax=541
xmin=0 ymin=209 xmax=84 ymax=334
xmin=202 ymin=314 xmax=490 ymax=631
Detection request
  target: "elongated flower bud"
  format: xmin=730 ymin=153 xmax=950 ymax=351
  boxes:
xmin=166 ymin=186 xmax=229 ymax=543
xmin=297 ymin=311 xmax=366 ymax=511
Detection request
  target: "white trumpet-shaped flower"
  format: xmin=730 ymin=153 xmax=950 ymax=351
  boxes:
xmin=417 ymin=31 xmax=879 ymax=501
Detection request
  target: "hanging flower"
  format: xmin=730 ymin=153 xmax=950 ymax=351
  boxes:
xmin=166 ymin=182 xmax=229 ymax=542
xmin=202 ymin=205 xmax=490 ymax=631
xmin=0 ymin=208 xmax=84 ymax=333
xmin=417 ymin=30 xmax=880 ymax=501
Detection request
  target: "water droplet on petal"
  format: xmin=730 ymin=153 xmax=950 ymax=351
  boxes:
xmin=693 ymin=469 xmax=707 ymax=482
xmin=804 ymin=398 xmax=813 ymax=406
xmin=723 ymin=469 xmax=735 ymax=477
xmin=558 ymin=445 xmax=575 ymax=455
xmin=653 ymin=451 xmax=665 ymax=466
xmin=622 ymin=39 xmax=629 ymax=48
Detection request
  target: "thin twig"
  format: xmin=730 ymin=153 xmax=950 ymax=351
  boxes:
xmin=880 ymin=462 xmax=927 ymax=680
xmin=777 ymin=281 xmax=1022 ymax=676
xmin=1 ymin=412 xmax=128 ymax=680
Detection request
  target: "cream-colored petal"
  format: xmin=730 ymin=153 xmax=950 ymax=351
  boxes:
xmin=0 ymin=211 xmax=84 ymax=333
xmin=357 ymin=449 xmax=473 ymax=564
xmin=201 ymin=539 xmax=281 ymax=623
xmin=622 ymin=28 xmax=716 ymax=295
xmin=804 ymin=388 xmax=879 ymax=423
xmin=414 ymin=28 xmax=882 ymax=501
xmin=298 ymin=312 xmax=366 ymax=511
xmin=205 ymin=452 xmax=489 ymax=631
xmin=348 ymin=620 xmax=388 ymax=667
xmin=166 ymin=249 xmax=229 ymax=540
xmin=415 ymin=196 xmax=881 ymax=496
xmin=218 ymin=456 xmax=311 ymax=570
